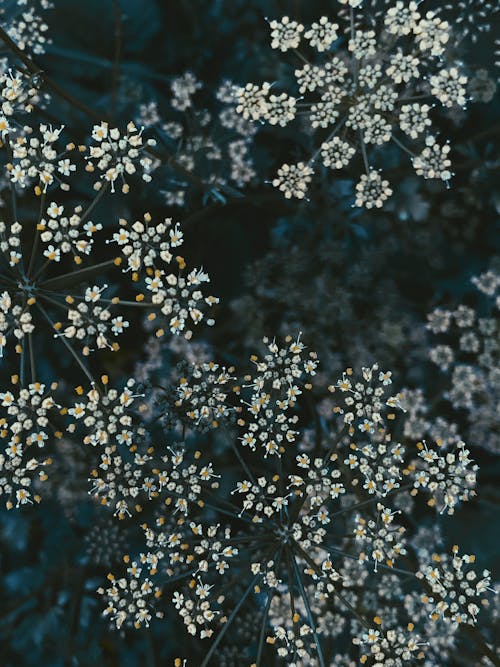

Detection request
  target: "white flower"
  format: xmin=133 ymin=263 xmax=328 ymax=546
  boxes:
xmin=413 ymin=136 xmax=452 ymax=181
xmin=42 ymin=244 xmax=60 ymax=262
xmin=430 ymin=68 xmax=468 ymax=108
xmin=320 ymin=137 xmax=355 ymax=169
xmin=92 ymin=122 xmax=108 ymax=142
xmin=304 ymin=17 xmax=339 ymax=52
xmin=355 ymin=170 xmax=392 ymax=209
xmin=47 ymin=202 xmax=63 ymax=218
xmin=272 ymin=162 xmax=314 ymax=200
xmin=269 ymin=16 xmax=304 ymax=52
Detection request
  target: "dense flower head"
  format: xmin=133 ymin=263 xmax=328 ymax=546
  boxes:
xmin=238 ymin=333 xmax=318 ymax=456
xmin=355 ymin=170 xmax=393 ymax=208
xmin=37 ymin=201 xmax=101 ymax=257
xmin=0 ymin=68 xmax=41 ymax=117
xmin=0 ymin=378 xmax=57 ymax=508
xmin=417 ymin=546 xmax=496 ymax=627
xmin=413 ymin=136 xmax=452 ymax=181
xmin=354 ymin=624 xmax=426 ymax=665
xmin=109 ymin=212 xmax=218 ymax=340
xmin=269 ymin=16 xmax=304 ymax=52
xmin=176 ymin=360 xmax=236 ymax=428
xmin=86 ymin=121 xmax=157 ymax=194
xmin=412 ymin=440 xmax=478 ymax=514
xmin=67 ymin=377 xmax=151 ymax=518
xmin=272 ymin=162 xmax=313 ymax=200
xmin=328 ymin=363 xmax=401 ymax=435
xmin=99 ymin=558 xmax=164 ymax=630
xmin=6 ymin=123 xmax=77 ymax=192
xmin=235 ymin=1 xmax=472 ymax=205
xmin=91 ymin=339 xmax=493 ymax=664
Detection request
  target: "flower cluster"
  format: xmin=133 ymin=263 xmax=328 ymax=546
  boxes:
xmin=235 ymin=2 xmax=471 ymax=205
xmin=86 ymin=121 xmax=157 ymax=194
xmin=328 ymin=364 xmax=402 ymax=436
xmin=92 ymin=340 xmax=491 ymax=665
xmin=0 ymin=117 xmax=215 ymax=383
xmin=110 ymin=213 xmax=218 ymax=339
xmin=99 ymin=447 xmax=222 ymax=633
xmin=427 ymin=269 xmax=500 ymax=453
xmin=176 ymin=361 xmax=236 ymax=428
xmin=2 ymin=0 xmax=52 ymax=59
xmin=0 ymin=67 xmax=40 ymax=119
xmin=7 ymin=123 xmax=77 ymax=192
xmin=137 ymin=75 xmax=257 ymax=207
xmin=0 ymin=4 xmax=497 ymax=666
xmin=417 ymin=546 xmax=496 ymax=627
xmin=0 ymin=379 xmax=56 ymax=508
xmin=354 ymin=625 xmax=426 ymax=666
xmin=99 ymin=558 xmax=163 ymax=630
xmin=37 ymin=200 xmax=101 ymax=259
xmin=413 ymin=440 xmax=477 ymax=515
xmin=238 ymin=333 xmax=318 ymax=456
xmin=354 ymin=504 xmax=407 ymax=571
xmin=66 ymin=378 xmax=153 ymax=518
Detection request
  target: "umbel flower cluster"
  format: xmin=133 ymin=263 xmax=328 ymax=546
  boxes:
xmin=0 ymin=70 xmax=218 ymax=384
xmin=236 ymin=1 xmax=470 ymax=206
xmin=0 ymin=52 xmax=218 ymax=515
xmin=97 ymin=341 xmax=495 ymax=666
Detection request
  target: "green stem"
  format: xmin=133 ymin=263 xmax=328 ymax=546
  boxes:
xmin=28 ymin=332 xmax=36 ymax=382
xmin=330 ymin=484 xmax=413 ymax=519
xmin=39 ymin=259 xmax=117 ymax=291
xmin=78 ymin=183 xmax=110 ymax=227
xmin=291 ymin=553 xmax=326 ymax=667
xmin=293 ymin=541 xmax=372 ymax=631
xmin=27 ymin=191 xmax=46 ymax=278
xmin=199 ymin=572 xmax=261 ymax=667
xmin=0 ymin=25 xmax=108 ymax=123
xmin=36 ymin=302 xmax=95 ymax=384
xmin=255 ymin=590 xmax=274 ymax=667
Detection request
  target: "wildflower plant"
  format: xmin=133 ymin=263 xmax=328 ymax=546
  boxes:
xmin=0 ymin=2 xmax=497 ymax=666
xmin=0 ymin=106 xmax=217 ymax=387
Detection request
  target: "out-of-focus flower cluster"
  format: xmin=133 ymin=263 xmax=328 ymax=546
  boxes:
xmin=427 ymin=269 xmax=500 ymax=454
xmin=136 ymin=73 xmax=257 ymax=207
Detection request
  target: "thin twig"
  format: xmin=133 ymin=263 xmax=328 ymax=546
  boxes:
xmin=0 ymin=25 xmax=107 ymax=123
xmin=199 ymin=572 xmax=261 ymax=667
xmin=39 ymin=258 xmax=117 ymax=291
xmin=255 ymin=590 xmax=274 ymax=667
xmin=27 ymin=191 xmax=46 ymax=278
xmin=36 ymin=302 xmax=96 ymax=384
xmin=291 ymin=553 xmax=326 ymax=667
